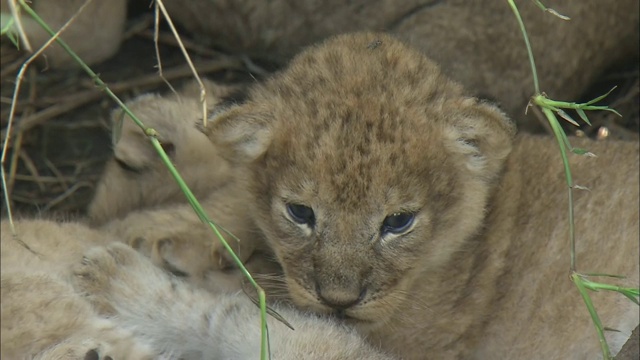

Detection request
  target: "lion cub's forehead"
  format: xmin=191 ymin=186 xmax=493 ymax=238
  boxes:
xmin=257 ymin=33 xmax=460 ymax=114
xmin=255 ymin=33 xmax=461 ymax=208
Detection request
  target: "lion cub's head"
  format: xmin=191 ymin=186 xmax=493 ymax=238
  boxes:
xmin=89 ymin=80 xmax=237 ymax=224
xmin=203 ymin=33 xmax=515 ymax=327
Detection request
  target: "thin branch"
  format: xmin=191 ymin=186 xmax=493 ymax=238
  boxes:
xmin=154 ymin=0 xmax=208 ymax=126
xmin=153 ymin=3 xmax=177 ymax=96
xmin=2 ymin=0 xmax=95 ymax=234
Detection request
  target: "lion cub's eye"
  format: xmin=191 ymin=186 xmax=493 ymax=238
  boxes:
xmin=286 ymin=203 xmax=316 ymax=226
xmin=381 ymin=212 xmax=415 ymax=235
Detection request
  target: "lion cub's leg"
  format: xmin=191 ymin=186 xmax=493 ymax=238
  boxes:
xmin=1 ymin=272 xmax=153 ymax=359
xmin=73 ymin=243 xmax=394 ymax=360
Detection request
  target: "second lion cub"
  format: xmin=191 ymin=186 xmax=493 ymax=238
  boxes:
xmin=89 ymin=80 xmax=265 ymax=282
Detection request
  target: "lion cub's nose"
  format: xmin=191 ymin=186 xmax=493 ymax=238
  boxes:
xmin=317 ymin=286 xmax=367 ymax=310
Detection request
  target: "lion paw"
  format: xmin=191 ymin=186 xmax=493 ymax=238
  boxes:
xmin=130 ymin=233 xmax=236 ymax=276
xmin=73 ymin=243 xmax=152 ymax=313
xmin=105 ymin=216 xmax=240 ymax=273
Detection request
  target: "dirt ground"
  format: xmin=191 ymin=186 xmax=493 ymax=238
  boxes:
xmin=0 ymin=5 xmax=638 ymax=359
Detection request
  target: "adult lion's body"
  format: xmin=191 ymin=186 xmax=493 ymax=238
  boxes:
xmin=163 ymin=0 xmax=639 ymax=131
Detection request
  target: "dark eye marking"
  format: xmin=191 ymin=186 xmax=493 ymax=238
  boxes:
xmin=286 ymin=203 xmax=315 ymax=227
xmin=115 ymin=158 xmax=142 ymax=173
xmin=160 ymin=142 xmax=175 ymax=157
xmin=381 ymin=212 xmax=415 ymax=235
xmin=114 ymin=141 xmax=174 ymax=173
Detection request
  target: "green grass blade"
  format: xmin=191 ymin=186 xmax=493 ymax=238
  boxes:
xmin=575 ymin=109 xmax=591 ymax=126
xmin=623 ymin=293 xmax=640 ymax=305
xmin=583 ymin=272 xmax=627 ymax=279
xmin=572 ymin=273 xmax=612 ymax=359
xmin=570 ymin=148 xmax=590 ymax=155
xmin=507 ymin=0 xmax=540 ymax=93
xmin=584 ymin=86 xmax=617 ymax=105
xmin=555 ymin=109 xmax=579 ymax=127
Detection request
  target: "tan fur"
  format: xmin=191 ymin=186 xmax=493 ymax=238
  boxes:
xmin=0 ymin=219 xmax=394 ymax=359
xmin=89 ymin=80 xmax=265 ymax=278
xmin=201 ymin=33 xmax=640 ymax=359
xmin=162 ymin=0 xmax=639 ymax=131
xmin=88 ymin=80 xmax=236 ymax=224
xmin=1 ymin=0 xmax=126 ymax=68
xmin=1 ymin=219 xmax=154 ymax=359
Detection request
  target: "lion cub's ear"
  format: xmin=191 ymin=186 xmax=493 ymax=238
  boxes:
xmin=444 ymin=97 xmax=516 ymax=180
xmin=199 ymin=105 xmax=272 ymax=163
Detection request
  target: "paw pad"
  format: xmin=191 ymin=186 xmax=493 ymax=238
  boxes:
xmin=84 ymin=349 xmax=113 ymax=360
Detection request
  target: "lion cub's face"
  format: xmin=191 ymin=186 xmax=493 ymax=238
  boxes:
xmin=204 ymin=33 xmax=515 ymax=327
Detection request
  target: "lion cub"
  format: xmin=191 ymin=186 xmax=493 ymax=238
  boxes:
xmin=1 ymin=219 xmax=394 ymax=359
xmin=200 ymin=32 xmax=639 ymax=359
xmin=89 ymin=80 xmax=265 ymax=282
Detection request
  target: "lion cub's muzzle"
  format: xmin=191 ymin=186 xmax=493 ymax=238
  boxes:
xmin=316 ymin=283 xmax=367 ymax=311
xmin=305 ymin=245 xmax=376 ymax=319
xmin=313 ymin=269 xmax=369 ymax=317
